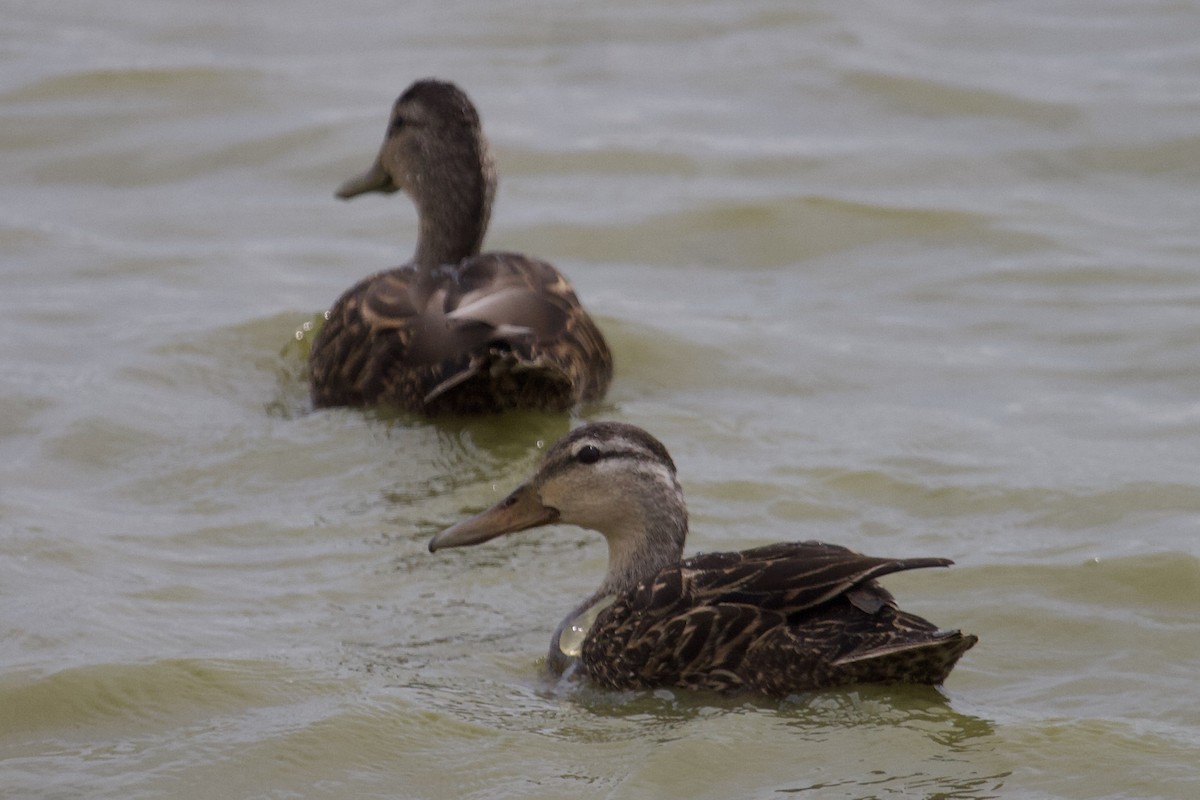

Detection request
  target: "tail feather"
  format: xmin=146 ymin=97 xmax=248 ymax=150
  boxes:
xmin=422 ymin=349 xmax=574 ymax=409
xmin=833 ymin=629 xmax=978 ymax=685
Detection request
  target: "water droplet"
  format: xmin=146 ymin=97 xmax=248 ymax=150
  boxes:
xmin=558 ymin=595 xmax=616 ymax=657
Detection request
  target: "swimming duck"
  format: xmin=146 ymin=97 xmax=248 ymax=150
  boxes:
xmin=310 ymin=79 xmax=612 ymax=414
xmin=429 ymin=422 xmax=977 ymax=694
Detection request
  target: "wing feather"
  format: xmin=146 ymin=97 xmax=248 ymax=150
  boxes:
xmin=310 ymin=252 xmax=611 ymax=411
xmin=581 ymin=541 xmax=958 ymax=692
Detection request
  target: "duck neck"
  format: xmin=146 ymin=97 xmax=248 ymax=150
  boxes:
xmin=548 ymin=511 xmax=688 ymax=677
xmin=410 ymin=143 xmax=496 ymax=272
xmin=412 ymin=197 xmax=488 ymax=270
xmin=597 ymin=503 xmax=689 ymax=598
xmin=546 ymin=455 xmax=689 ymax=676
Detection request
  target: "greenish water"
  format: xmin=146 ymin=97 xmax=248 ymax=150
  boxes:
xmin=3 ymin=1 xmax=1199 ymax=798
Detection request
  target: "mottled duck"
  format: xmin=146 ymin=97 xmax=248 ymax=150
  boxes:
xmin=310 ymin=79 xmax=611 ymax=414
xmin=429 ymin=422 xmax=977 ymax=695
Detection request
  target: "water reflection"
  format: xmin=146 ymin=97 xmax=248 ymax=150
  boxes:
xmin=778 ymin=770 xmax=1011 ymax=800
xmin=555 ymin=681 xmax=996 ymax=746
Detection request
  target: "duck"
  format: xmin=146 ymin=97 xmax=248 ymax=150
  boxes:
xmin=309 ymin=79 xmax=612 ymax=414
xmin=429 ymin=422 xmax=977 ymax=695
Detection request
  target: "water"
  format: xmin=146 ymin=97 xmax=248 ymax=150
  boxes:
xmin=3 ymin=1 xmax=1199 ymax=797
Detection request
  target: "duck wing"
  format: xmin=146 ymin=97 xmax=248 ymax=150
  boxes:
xmin=582 ymin=541 xmax=969 ymax=693
xmin=431 ymin=252 xmax=583 ymax=356
xmin=419 ymin=253 xmax=611 ymax=406
xmin=309 ymin=253 xmax=611 ymax=411
xmin=667 ymin=541 xmax=950 ymax=615
xmin=309 ymin=265 xmax=421 ymax=407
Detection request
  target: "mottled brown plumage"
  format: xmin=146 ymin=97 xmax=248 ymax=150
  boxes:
xmin=579 ymin=541 xmax=975 ymax=693
xmin=310 ymin=79 xmax=611 ymax=414
xmin=429 ymin=422 xmax=977 ymax=695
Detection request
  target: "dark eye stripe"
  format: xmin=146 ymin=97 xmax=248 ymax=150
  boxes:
xmin=547 ymin=445 xmax=630 ymax=475
xmin=570 ymin=445 xmax=658 ymax=469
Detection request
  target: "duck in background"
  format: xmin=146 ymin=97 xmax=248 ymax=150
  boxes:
xmin=430 ymin=422 xmax=977 ymax=695
xmin=310 ymin=80 xmax=612 ymax=414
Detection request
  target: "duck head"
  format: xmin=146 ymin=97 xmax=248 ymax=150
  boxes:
xmin=430 ymin=422 xmax=689 ymax=594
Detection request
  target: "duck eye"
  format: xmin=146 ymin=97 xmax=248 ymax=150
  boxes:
xmin=576 ymin=445 xmax=601 ymax=465
xmin=388 ymin=115 xmax=407 ymax=136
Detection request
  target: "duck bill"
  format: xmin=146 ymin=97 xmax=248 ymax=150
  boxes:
xmin=335 ymin=158 xmax=398 ymax=199
xmin=428 ymin=483 xmax=559 ymax=552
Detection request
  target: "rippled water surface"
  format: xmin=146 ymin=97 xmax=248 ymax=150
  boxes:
xmin=4 ymin=1 xmax=1200 ymax=798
